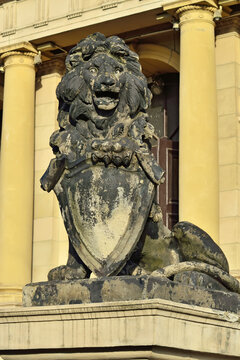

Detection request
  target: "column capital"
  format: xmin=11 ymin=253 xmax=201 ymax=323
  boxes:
xmin=1 ymin=51 xmax=37 ymax=71
xmin=0 ymin=41 xmax=37 ymax=56
xmin=0 ymin=41 xmax=38 ymax=68
xmin=176 ymin=4 xmax=216 ymax=15
xmin=1 ymin=50 xmax=37 ymax=61
xmin=163 ymin=0 xmax=217 ymax=12
xmin=176 ymin=5 xmax=216 ymax=25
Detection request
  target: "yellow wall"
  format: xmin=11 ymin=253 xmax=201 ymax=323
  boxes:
xmin=33 ymin=61 xmax=68 ymax=282
xmin=216 ymin=29 xmax=240 ymax=280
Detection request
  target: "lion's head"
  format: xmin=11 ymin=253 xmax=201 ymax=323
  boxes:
xmin=42 ymin=33 xmax=163 ymax=191
xmin=56 ymin=33 xmax=152 ymax=131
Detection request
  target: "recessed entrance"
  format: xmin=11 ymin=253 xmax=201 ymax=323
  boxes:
xmin=138 ymin=44 xmax=180 ymax=229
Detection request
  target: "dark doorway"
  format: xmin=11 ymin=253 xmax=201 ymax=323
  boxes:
xmin=148 ymin=73 xmax=179 ymax=230
xmin=0 ymin=109 xmax=2 ymax=146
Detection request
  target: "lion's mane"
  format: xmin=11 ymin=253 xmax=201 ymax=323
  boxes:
xmin=56 ymin=32 xmax=151 ymax=131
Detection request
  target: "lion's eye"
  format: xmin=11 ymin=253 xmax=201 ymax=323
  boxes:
xmin=89 ymin=67 xmax=98 ymax=75
xmin=115 ymin=68 xmax=122 ymax=75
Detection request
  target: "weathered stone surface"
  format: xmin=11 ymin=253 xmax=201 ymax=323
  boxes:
xmin=173 ymin=271 xmax=229 ymax=291
xmin=40 ymin=32 xmax=165 ymax=278
xmin=55 ymin=164 xmax=155 ymax=277
xmin=172 ymin=221 xmax=229 ymax=272
xmin=33 ymin=32 xmax=240 ymax=309
xmin=23 ymin=275 xmax=240 ymax=313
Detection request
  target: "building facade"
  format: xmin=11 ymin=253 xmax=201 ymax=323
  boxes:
xmin=0 ymin=0 xmax=239 ymax=307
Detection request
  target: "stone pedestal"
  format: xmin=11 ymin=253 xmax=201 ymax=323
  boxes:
xmin=23 ymin=276 xmax=240 ymax=314
xmin=0 ymin=299 xmax=239 ymax=359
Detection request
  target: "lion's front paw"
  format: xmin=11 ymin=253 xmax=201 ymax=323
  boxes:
xmin=48 ymin=265 xmax=88 ymax=281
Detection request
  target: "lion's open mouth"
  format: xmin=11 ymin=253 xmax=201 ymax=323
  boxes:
xmin=95 ymin=91 xmax=119 ymax=100
xmin=93 ymin=91 xmax=119 ymax=110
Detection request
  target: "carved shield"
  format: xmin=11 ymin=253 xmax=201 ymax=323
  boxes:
xmin=55 ymin=163 xmax=155 ymax=276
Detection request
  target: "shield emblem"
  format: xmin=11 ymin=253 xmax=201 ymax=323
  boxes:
xmin=55 ymin=163 xmax=155 ymax=276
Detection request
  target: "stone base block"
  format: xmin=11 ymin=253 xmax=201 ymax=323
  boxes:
xmin=0 ymin=299 xmax=240 ymax=359
xmin=23 ymin=275 xmax=240 ymax=313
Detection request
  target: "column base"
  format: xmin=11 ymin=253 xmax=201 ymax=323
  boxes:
xmin=0 ymin=286 xmax=22 ymax=307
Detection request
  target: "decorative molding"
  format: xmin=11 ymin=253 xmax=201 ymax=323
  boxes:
xmin=0 ymin=0 xmax=162 ymax=44
xmin=1 ymin=0 xmax=17 ymax=36
xmin=101 ymin=1 xmax=118 ymax=10
xmin=67 ymin=0 xmax=82 ymax=19
xmin=67 ymin=11 xmax=82 ymax=19
xmin=34 ymin=0 xmax=49 ymax=28
xmin=176 ymin=5 xmax=216 ymax=16
xmin=1 ymin=29 xmax=16 ymax=37
xmin=216 ymin=16 xmax=240 ymax=35
xmin=33 ymin=21 xmax=48 ymax=28
xmin=1 ymin=50 xmax=37 ymax=60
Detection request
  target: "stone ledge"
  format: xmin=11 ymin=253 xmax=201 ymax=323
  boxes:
xmin=0 ymin=299 xmax=240 ymax=359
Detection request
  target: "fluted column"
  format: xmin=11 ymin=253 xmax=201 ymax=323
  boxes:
xmin=0 ymin=48 xmax=37 ymax=305
xmin=178 ymin=6 xmax=219 ymax=242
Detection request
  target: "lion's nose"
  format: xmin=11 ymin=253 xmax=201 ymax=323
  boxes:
xmin=101 ymin=76 xmax=115 ymax=87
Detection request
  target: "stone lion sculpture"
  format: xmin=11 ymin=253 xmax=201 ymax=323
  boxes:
xmin=41 ymin=33 xmax=240 ymax=295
